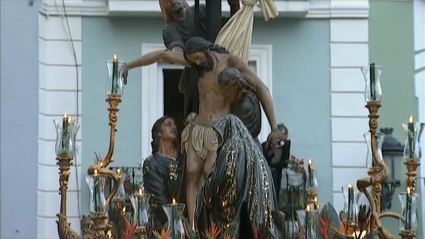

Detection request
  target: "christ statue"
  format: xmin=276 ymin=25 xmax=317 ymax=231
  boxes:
xmin=122 ymin=37 xmax=286 ymax=226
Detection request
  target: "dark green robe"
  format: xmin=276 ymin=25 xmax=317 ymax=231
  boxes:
xmin=142 ymin=153 xmax=186 ymax=232
xmin=195 ymin=114 xmax=278 ymax=238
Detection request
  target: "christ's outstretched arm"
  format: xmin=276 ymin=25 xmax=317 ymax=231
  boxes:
xmin=123 ymin=50 xmax=191 ymax=83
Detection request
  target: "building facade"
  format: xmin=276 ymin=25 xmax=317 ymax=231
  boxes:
xmin=1 ymin=0 xmax=424 ymax=238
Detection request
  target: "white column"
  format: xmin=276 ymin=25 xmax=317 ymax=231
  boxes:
xmin=329 ymin=17 xmax=369 ymax=212
xmin=38 ymin=14 xmax=82 ymax=239
xmin=413 ymin=0 xmax=425 ymax=232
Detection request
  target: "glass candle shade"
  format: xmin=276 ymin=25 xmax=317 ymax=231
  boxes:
xmin=106 ymin=55 xmax=125 ymax=97
xmin=162 ymin=202 xmax=186 ymax=239
xmin=53 ymin=114 xmax=80 ymax=158
xmin=398 ymin=191 xmax=419 ymax=232
xmin=113 ymin=169 xmax=127 ymax=200
xmin=86 ymin=174 xmax=107 ymax=214
xmin=361 ymin=64 xmax=383 ymax=103
xmin=296 ymin=208 xmax=319 ymax=239
xmin=402 ymin=118 xmax=424 ymax=160
xmin=363 ymin=132 xmax=385 ymax=168
xmin=306 ymin=161 xmax=319 ymax=194
xmin=342 ymin=185 xmax=361 ymax=223
xmin=129 ymin=192 xmax=150 ymax=228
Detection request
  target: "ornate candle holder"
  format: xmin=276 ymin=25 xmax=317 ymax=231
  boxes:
xmin=398 ymin=190 xmax=419 ymax=235
xmin=130 ymin=189 xmax=150 ymax=239
xmin=402 ymin=117 xmax=424 ymax=192
xmin=296 ymin=205 xmax=319 ymax=239
xmin=163 ymin=201 xmax=186 ymax=239
xmin=56 ymin=55 xmax=125 ymax=239
xmin=355 ymin=64 xmax=419 ymax=239
xmin=112 ymin=168 xmax=127 ymax=210
xmin=306 ymin=159 xmax=319 ymax=208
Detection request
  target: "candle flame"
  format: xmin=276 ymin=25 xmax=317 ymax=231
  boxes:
xmin=116 ymin=168 xmax=121 ymax=175
xmin=139 ymin=188 xmax=143 ymax=196
xmin=172 ymin=198 xmax=176 ymax=205
xmin=122 ymin=207 xmax=126 ymax=214
xmin=308 ymin=159 xmax=312 ymax=165
xmin=314 ymin=197 xmax=318 ymax=202
xmin=94 ymin=169 xmax=98 ymax=176
xmin=407 ymin=187 xmax=411 ymax=196
xmin=113 ymin=54 xmax=118 ymax=62
xmin=306 ymin=205 xmax=311 ymax=211
xmin=348 ymin=184 xmax=353 ymax=189
xmin=63 ymin=113 xmax=68 ymax=119
xmin=409 ymin=115 xmax=414 ymax=124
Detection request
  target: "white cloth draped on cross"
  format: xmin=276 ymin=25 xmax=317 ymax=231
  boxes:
xmin=215 ymin=0 xmax=279 ymax=64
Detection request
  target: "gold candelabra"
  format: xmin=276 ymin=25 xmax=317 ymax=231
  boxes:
xmin=354 ymin=65 xmax=419 ymax=239
xmin=56 ymin=96 xmax=122 ymax=239
xmin=55 ymin=55 xmax=147 ymax=239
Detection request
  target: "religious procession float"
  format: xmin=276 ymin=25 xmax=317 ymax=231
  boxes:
xmin=54 ymin=0 xmax=421 ymax=239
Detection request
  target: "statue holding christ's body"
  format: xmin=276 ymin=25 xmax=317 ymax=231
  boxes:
xmin=122 ymin=37 xmax=286 ymax=229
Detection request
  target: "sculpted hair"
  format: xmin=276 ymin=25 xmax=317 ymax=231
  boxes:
xmin=218 ymin=67 xmax=255 ymax=93
xmin=159 ymin=0 xmax=190 ymax=23
xmin=151 ymin=116 xmax=169 ymax=154
xmin=183 ymin=37 xmax=229 ymax=56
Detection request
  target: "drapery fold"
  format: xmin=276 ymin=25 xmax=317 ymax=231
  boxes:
xmin=215 ymin=0 xmax=278 ymax=63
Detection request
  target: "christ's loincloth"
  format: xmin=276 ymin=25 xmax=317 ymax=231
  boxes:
xmin=181 ymin=113 xmax=219 ymax=160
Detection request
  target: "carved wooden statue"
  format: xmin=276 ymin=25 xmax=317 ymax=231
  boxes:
xmin=142 ymin=116 xmax=186 ymax=234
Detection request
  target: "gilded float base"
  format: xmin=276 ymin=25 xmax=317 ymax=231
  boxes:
xmin=134 ymin=227 xmax=148 ymax=239
xmin=399 ymin=230 xmax=415 ymax=239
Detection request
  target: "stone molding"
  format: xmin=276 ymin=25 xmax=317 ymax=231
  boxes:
xmin=40 ymin=0 xmax=369 ymax=18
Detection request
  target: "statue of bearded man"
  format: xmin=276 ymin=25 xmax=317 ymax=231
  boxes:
xmin=159 ymin=0 xmax=207 ymax=119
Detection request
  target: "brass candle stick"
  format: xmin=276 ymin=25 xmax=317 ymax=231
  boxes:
xmin=355 ymin=65 xmax=416 ymax=239
xmin=56 ymin=55 xmax=126 ymax=239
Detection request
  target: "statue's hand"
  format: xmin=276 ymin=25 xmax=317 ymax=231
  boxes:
xmin=121 ymin=63 xmax=129 ymax=85
xmin=266 ymin=129 xmax=288 ymax=150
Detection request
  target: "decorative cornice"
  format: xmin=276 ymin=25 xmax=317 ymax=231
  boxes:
xmin=40 ymin=0 xmax=369 ymax=18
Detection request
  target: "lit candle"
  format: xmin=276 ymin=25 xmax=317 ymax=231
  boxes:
xmin=122 ymin=206 xmax=126 ymax=215
xmin=370 ymin=63 xmax=375 ymax=100
xmin=405 ymin=187 xmax=412 ymax=230
xmin=308 ymin=159 xmax=313 ymax=187
xmin=116 ymin=168 xmax=121 ymax=175
xmin=171 ymin=198 xmax=177 ymax=238
xmin=137 ymin=188 xmax=143 ymax=225
xmin=94 ymin=169 xmax=99 ymax=212
xmin=347 ymin=184 xmax=355 ymax=221
xmin=112 ymin=54 xmax=118 ymax=95
xmin=408 ymin=115 xmax=415 ymax=159
xmin=305 ymin=205 xmax=312 ymax=237
xmin=61 ymin=113 xmax=70 ymax=150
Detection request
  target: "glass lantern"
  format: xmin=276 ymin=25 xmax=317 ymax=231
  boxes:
xmin=341 ymin=185 xmax=361 ymax=222
xmin=363 ymin=132 xmax=385 ymax=168
xmin=296 ymin=206 xmax=319 ymax=239
xmin=129 ymin=189 xmax=150 ymax=228
xmin=113 ymin=168 xmax=127 ymax=200
xmin=106 ymin=54 xmax=125 ymax=97
xmin=398 ymin=191 xmax=419 ymax=232
xmin=53 ymin=114 xmax=80 ymax=158
xmin=361 ymin=64 xmax=383 ymax=103
xmin=402 ymin=116 xmax=424 ymax=160
xmin=306 ymin=159 xmax=319 ymax=194
xmin=162 ymin=201 xmax=186 ymax=239
xmin=86 ymin=172 xmax=107 ymax=214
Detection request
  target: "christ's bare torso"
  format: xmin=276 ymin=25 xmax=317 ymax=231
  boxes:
xmin=196 ymin=53 xmax=232 ymax=127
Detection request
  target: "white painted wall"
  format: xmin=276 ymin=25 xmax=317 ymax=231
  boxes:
xmin=413 ymin=0 xmax=425 ymax=232
xmin=38 ymin=14 xmax=82 ymax=238
xmin=329 ymin=18 xmax=370 ymax=212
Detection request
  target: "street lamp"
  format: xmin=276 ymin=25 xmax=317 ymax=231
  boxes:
xmin=380 ymin=127 xmax=403 ymax=211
